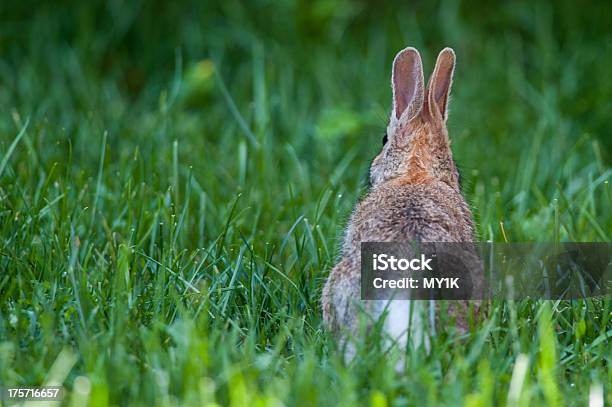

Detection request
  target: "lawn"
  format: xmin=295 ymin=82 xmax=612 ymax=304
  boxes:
xmin=0 ymin=1 xmax=610 ymax=406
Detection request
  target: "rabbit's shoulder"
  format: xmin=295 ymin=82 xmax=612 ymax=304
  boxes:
xmin=349 ymin=180 xmax=473 ymax=242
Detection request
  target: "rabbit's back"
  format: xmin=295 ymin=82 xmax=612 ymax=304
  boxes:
xmin=342 ymin=181 xmax=473 ymax=264
xmin=322 ymin=181 xmax=475 ymax=351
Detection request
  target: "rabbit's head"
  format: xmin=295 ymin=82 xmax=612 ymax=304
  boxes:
xmin=370 ymin=47 xmax=460 ymax=190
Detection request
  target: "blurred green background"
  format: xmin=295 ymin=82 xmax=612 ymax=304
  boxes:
xmin=0 ymin=1 xmax=610 ymax=406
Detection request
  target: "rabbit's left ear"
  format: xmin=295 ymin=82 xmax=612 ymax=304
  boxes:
xmin=427 ymin=48 xmax=456 ymax=121
xmin=391 ymin=47 xmax=424 ymax=123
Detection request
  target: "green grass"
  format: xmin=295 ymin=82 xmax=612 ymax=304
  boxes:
xmin=0 ymin=1 xmax=610 ymax=405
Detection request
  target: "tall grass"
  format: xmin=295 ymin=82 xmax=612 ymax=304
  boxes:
xmin=0 ymin=1 xmax=610 ymax=405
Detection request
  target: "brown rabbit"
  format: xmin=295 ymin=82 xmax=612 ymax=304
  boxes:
xmin=322 ymin=47 xmax=476 ymax=359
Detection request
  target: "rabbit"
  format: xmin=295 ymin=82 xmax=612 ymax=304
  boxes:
xmin=321 ymin=47 xmax=478 ymax=362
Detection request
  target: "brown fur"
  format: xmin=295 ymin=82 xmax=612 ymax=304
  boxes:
xmin=322 ymin=47 xmax=477 ymax=349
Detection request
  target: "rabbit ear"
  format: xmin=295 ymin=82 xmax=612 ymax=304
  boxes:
xmin=391 ymin=47 xmax=424 ymax=122
xmin=427 ymin=47 xmax=456 ymax=121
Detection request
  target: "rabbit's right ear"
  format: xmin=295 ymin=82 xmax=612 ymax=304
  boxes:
xmin=391 ymin=47 xmax=425 ymax=123
xmin=427 ymin=48 xmax=456 ymax=121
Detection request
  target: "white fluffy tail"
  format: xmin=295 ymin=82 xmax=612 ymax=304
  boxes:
xmin=384 ymin=300 xmax=434 ymax=370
